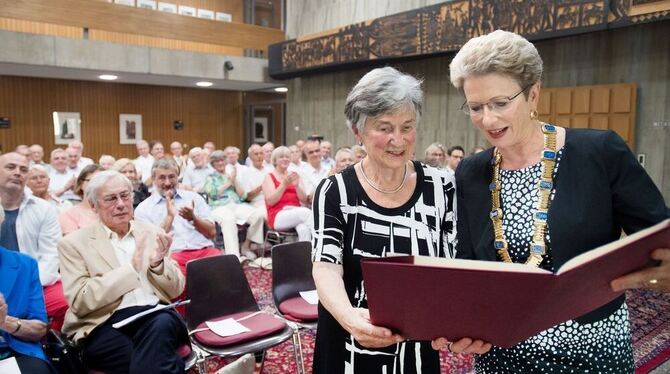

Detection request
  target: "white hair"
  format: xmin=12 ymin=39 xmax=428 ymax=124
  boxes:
xmin=85 ymin=170 xmax=133 ymax=208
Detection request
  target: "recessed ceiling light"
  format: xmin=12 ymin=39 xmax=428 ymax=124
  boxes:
xmin=98 ymin=74 xmax=118 ymax=81
xmin=274 ymin=87 xmax=288 ymax=93
xmin=196 ymin=81 xmax=213 ymax=87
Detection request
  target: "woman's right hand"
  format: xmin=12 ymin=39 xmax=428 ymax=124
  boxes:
xmin=431 ymin=337 xmax=492 ymax=355
xmin=342 ymin=308 xmax=404 ymax=348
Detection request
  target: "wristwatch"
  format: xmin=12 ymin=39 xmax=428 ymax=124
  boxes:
xmin=11 ymin=319 xmax=21 ymax=334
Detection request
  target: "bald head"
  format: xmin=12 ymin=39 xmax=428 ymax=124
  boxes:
xmin=0 ymin=152 xmax=29 ymax=194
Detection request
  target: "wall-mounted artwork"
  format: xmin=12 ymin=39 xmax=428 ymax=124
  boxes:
xmin=178 ymin=5 xmax=196 ymax=17
xmin=216 ymin=12 xmax=232 ymax=22
xmin=137 ymin=0 xmax=157 ymax=10
xmin=197 ymin=8 xmax=215 ymax=20
xmin=52 ymin=112 xmax=81 ymax=145
xmin=119 ymin=114 xmax=142 ymax=144
xmin=253 ymin=117 xmax=268 ymax=143
xmin=158 ymin=2 xmax=177 ymax=13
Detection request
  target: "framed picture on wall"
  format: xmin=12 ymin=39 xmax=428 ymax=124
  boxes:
xmin=52 ymin=112 xmax=81 ymax=145
xmin=253 ymin=117 xmax=268 ymax=143
xmin=119 ymin=114 xmax=142 ymax=144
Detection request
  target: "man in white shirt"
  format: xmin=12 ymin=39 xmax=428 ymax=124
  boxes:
xmin=223 ymin=146 xmax=247 ymax=177
xmin=320 ymin=140 xmax=335 ymax=170
xmin=446 ymin=145 xmax=465 ymax=176
xmin=239 ymin=144 xmax=268 ymax=213
xmin=67 ymin=140 xmax=94 ymax=168
xmin=300 ymin=139 xmax=329 ymax=203
xmin=261 ymin=142 xmax=275 ymax=170
xmin=134 ymin=140 xmax=155 ymax=183
xmin=0 ymin=152 xmax=67 ymax=330
xmin=58 ymin=170 xmax=187 ymax=373
xmin=170 ymin=141 xmax=188 ymax=179
xmin=66 ymin=147 xmax=85 ymax=178
xmin=181 ymin=147 xmax=213 ymax=193
xmin=29 ymin=144 xmax=49 ymax=169
xmin=135 ymin=158 xmax=219 ymax=276
xmin=48 ymin=148 xmax=77 ymax=202
xmin=288 ymin=145 xmax=307 ymax=173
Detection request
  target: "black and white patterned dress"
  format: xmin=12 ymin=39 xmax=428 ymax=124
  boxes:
xmin=476 ymin=150 xmax=634 ymax=373
xmin=311 ymin=161 xmax=456 ymax=373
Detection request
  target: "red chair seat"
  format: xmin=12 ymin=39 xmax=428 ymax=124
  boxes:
xmin=193 ymin=311 xmax=285 ymax=347
xmin=278 ymin=296 xmax=318 ymax=321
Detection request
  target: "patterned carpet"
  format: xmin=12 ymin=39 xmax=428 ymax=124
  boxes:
xmin=196 ymin=266 xmax=670 ymax=374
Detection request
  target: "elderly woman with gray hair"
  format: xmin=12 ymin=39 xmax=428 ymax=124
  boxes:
xmin=310 ymin=67 xmax=487 ymax=373
xmin=445 ymin=30 xmax=669 ymax=372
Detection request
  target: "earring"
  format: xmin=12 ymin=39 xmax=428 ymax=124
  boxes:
xmin=530 ymin=110 xmax=539 ymax=120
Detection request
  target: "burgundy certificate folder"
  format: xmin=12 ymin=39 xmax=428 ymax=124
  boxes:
xmin=361 ymin=219 xmax=670 ymax=348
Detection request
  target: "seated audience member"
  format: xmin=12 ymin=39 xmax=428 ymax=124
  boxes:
xmin=0 ymin=244 xmax=51 ymax=374
xmin=204 ymin=151 xmax=264 ymax=260
xmin=48 ymin=148 xmax=77 ymax=201
xmin=262 ymin=142 xmax=275 ymax=170
xmin=223 ymin=146 xmax=246 ymax=176
xmin=58 ymin=170 xmax=188 ymax=373
xmin=0 ymin=153 xmax=67 ymax=331
xmin=203 ymin=141 xmax=216 ymax=154
xmin=98 ymin=155 xmax=116 ymax=170
xmin=445 ymin=145 xmax=465 ymax=175
xmin=65 ymin=147 xmax=85 ymax=179
xmin=150 ymin=140 xmax=165 ymax=160
xmin=181 ymin=147 xmax=212 ymax=193
xmin=134 ymin=140 xmax=154 ymax=183
xmin=320 ymin=140 xmax=335 ymax=170
xmin=67 ymin=140 xmax=93 ymax=168
xmin=239 ymin=144 xmax=269 ymax=212
xmin=288 ymin=145 xmax=307 ymax=172
xmin=26 ymin=165 xmax=72 ymax=212
xmin=112 ymin=159 xmax=151 ymax=208
xmin=170 ymin=141 xmax=188 ymax=179
xmin=351 ymin=144 xmax=367 ymax=163
xmin=424 ymin=143 xmax=447 ymax=168
xmin=29 ymin=144 xmax=48 ymax=168
xmin=135 ymin=159 xmax=219 ymax=276
xmin=331 ymin=147 xmax=354 ymax=175
xmin=300 ymin=139 xmax=330 ymax=202
xmin=470 ymin=145 xmax=486 ymax=155
xmin=15 ymin=145 xmax=31 ymax=162
xmin=58 ymin=164 xmax=103 ymax=235
xmin=262 ymin=146 xmax=312 ymax=241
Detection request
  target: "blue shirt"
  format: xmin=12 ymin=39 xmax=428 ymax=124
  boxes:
xmin=0 ymin=209 xmax=20 ymax=252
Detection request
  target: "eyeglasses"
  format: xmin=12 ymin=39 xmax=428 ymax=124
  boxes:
xmin=101 ymin=191 xmax=132 ymax=206
xmin=460 ymin=85 xmax=530 ymax=117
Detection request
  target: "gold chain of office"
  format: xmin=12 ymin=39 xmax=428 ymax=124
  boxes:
xmin=490 ymin=123 xmax=558 ymax=267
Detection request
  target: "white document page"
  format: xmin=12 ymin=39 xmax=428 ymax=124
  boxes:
xmin=0 ymin=357 xmax=22 ymax=374
xmin=206 ymin=318 xmax=251 ymax=337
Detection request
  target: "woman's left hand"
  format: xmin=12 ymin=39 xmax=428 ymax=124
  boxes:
xmin=431 ymin=337 xmax=492 ymax=354
xmin=611 ymin=248 xmax=670 ymax=292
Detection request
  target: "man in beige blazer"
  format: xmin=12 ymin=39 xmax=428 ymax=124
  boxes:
xmin=58 ymin=170 xmax=187 ymax=373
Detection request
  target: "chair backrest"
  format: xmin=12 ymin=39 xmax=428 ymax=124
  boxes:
xmin=185 ymin=254 xmax=259 ymax=329
xmin=271 ymin=241 xmax=316 ymax=307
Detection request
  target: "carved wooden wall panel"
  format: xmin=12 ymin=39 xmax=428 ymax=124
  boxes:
xmin=270 ymin=0 xmax=670 ymax=79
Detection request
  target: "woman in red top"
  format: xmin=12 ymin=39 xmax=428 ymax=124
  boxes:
xmin=262 ymin=146 xmax=313 ymax=241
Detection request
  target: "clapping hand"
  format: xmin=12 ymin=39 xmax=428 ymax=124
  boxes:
xmin=165 ymin=190 xmax=178 ymax=218
xmin=342 ymin=308 xmax=403 ymax=348
xmin=178 ymin=200 xmax=196 ymax=221
xmin=0 ymin=293 xmax=7 ymax=328
xmin=133 ymin=232 xmax=174 ymax=271
xmin=285 ymin=172 xmax=299 ymax=186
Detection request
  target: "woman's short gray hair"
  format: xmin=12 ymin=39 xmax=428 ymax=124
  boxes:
xmin=344 ymin=67 xmax=423 ymax=132
xmin=85 ymin=170 xmax=133 ymax=208
xmin=449 ymin=30 xmax=543 ymax=93
xmin=271 ymin=146 xmax=291 ymax=166
xmin=209 ymin=150 xmax=226 ymax=165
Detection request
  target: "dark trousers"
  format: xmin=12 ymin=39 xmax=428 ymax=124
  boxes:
xmin=11 ymin=353 xmax=55 ymax=374
xmin=82 ymin=305 xmax=188 ymax=374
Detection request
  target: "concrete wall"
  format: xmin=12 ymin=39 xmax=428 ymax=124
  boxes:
xmin=284 ymin=8 xmax=670 ymax=201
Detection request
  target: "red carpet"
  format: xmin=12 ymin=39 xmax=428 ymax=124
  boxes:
xmin=196 ymin=267 xmax=670 ymax=373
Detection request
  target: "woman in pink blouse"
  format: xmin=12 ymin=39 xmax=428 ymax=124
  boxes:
xmin=58 ymin=164 xmax=103 ymax=235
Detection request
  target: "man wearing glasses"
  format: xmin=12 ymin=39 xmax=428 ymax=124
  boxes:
xmin=58 ymin=170 xmax=187 ymax=373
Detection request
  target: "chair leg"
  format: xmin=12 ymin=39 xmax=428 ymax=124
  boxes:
xmin=294 ymin=329 xmax=306 ymax=374
xmin=195 ymin=350 xmax=208 ymax=374
xmin=258 ymin=350 xmax=267 ymax=374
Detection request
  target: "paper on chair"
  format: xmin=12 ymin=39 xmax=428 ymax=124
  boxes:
xmin=299 ymin=290 xmax=319 ymax=305
xmin=0 ymin=357 xmax=21 ymax=374
xmin=112 ymin=300 xmax=190 ymax=329
xmin=206 ymin=318 xmax=251 ymax=337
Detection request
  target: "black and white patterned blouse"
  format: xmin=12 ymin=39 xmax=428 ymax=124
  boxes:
xmin=311 ymin=161 xmax=456 ymax=374
xmin=477 ymin=149 xmax=634 ymax=373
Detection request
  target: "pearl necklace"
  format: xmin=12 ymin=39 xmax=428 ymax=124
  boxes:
xmin=359 ymin=160 xmax=408 ymax=194
xmin=490 ymin=123 xmax=557 ymax=267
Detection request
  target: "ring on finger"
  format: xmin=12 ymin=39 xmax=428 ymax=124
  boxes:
xmin=447 ymin=342 xmax=455 ymax=353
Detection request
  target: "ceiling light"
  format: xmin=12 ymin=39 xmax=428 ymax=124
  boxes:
xmin=98 ymin=74 xmax=118 ymax=81
xmin=274 ymin=87 xmax=288 ymax=93
xmin=196 ymin=81 xmax=213 ymax=87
